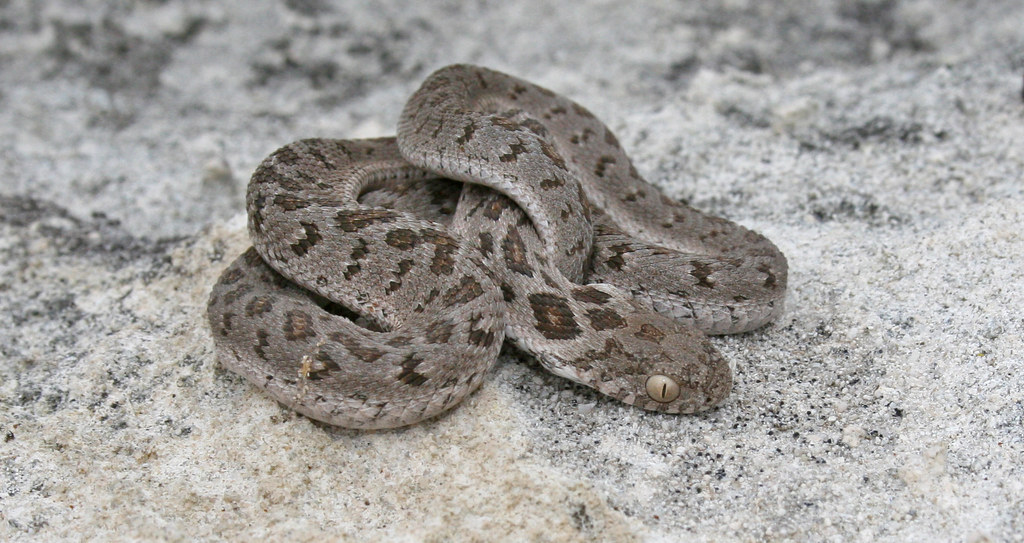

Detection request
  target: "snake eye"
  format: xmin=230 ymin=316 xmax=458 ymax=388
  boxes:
xmin=645 ymin=375 xmax=680 ymax=403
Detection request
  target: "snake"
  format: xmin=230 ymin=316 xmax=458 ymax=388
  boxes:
xmin=206 ymin=64 xmax=787 ymax=429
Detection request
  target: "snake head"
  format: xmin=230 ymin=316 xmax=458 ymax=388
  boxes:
xmin=568 ymin=308 xmax=733 ymax=414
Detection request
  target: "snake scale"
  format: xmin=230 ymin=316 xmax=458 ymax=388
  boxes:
xmin=207 ymin=65 xmax=787 ymax=429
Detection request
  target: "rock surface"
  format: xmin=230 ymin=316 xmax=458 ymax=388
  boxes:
xmin=2 ymin=1 xmax=1022 ymax=540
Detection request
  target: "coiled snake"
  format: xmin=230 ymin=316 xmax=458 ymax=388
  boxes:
xmin=207 ymin=65 xmax=787 ymax=429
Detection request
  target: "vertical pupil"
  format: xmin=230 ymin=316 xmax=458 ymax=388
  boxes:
xmin=661 ymin=383 xmax=668 ymax=398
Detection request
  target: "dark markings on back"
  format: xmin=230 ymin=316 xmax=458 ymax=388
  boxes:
xmin=490 ymin=115 xmax=522 ymax=132
xmin=220 ymin=312 xmax=234 ymax=334
xmin=386 ymin=259 xmax=415 ymax=294
xmin=500 ymin=141 xmax=529 ymax=163
xmin=444 ymin=275 xmax=484 ymax=305
xmin=220 ymin=283 xmax=253 ymax=307
xmin=586 ymin=308 xmax=627 ymax=331
xmin=545 ymin=105 xmax=567 ymax=119
xmin=690 ymin=261 xmax=715 ymax=289
xmin=572 ymin=286 xmax=613 ymax=304
xmin=291 ymin=222 xmax=321 ymax=257
xmin=219 ymin=266 xmax=245 ymax=286
xmin=603 ymin=244 xmax=632 ymax=271
xmin=305 ymin=350 xmax=341 ymax=380
xmin=255 ymin=329 xmax=270 ymax=359
xmin=456 ymin=120 xmax=477 ymax=145
xmin=467 ymin=312 xmax=497 ymax=347
xmin=500 ymin=282 xmax=516 ymax=302
xmin=540 ymin=177 xmax=564 ymax=189
xmin=245 ymin=296 xmax=273 ymax=317
xmin=482 ymin=197 xmax=514 ymax=220
xmin=273 ymin=194 xmax=309 ymax=211
xmin=425 ymin=321 xmax=455 ymax=343
xmin=502 ymin=226 xmax=534 ymax=277
xmin=344 ymin=238 xmax=370 ymax=280
xmin=330 ymin=332 xmax=385 ymax=362
xmin=426 ymin=232 xmax=458 ymax=275
xmin=477 ymin=232 xmax=494 ymax=257
xmin=335 ymin=209 xmax=396 ymax=232
xmin=528 ymin=293 xmax=582 ymax=340
xmin=570 ymin=128 xmax=594 ymax=145
xmin=634 ymin=323 xmax=666 ymax=343
xmin=594 ymin=155 xmax=616 ymax=178
xmin=539 ymin=141 xmax=568 ymax=170
xmin=385 ymin=228 xmax=419 ymax=250
xmin=283 ymin=310 xmax=316 ymax=341
xmin=249 ymin=205 xmax=265 ymax=234
xmin=308 ymin=147 xmax=337 ymax=171
xmin=539 ymin=269 xmax=560 ymax=289
xmin=758 ymin=263 xmax=777 ymax=289
xmin=273 ymin=169 xmax=320 ymax=193
xmin=397 ymin=354 xmax=429 ymax=386
xmin=623 ymin=189 xmax=645 ymax=202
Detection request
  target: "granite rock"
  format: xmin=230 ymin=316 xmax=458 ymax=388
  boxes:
xmin=2 ymin=1 xmax=1022 ymax=540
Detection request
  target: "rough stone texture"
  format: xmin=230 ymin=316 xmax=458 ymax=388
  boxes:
xmin=1 ymin=1 xmax=1022 ymax=540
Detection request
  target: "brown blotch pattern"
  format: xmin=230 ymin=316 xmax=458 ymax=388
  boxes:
xmin=344 ymin=238 xmax=370 ymax=280
xmin=519 ymin=118 xmax=548 ymax=137
xmin=603 ymin=244 xmax=632 ymax=271
xmin=220 ymin=283 xmax=253 ymax=306
xmin=384 ymin=228 xmax=419 ymax=250
xmin=467 ymin=313 xmax=497 ymax=347
xmin=477 ymin=232 xmax=494 ymax=257
xmin=540 ymin=177 xmax=565 ymax=189
xmin=570 ymin=128 xmax=595 ymax=145
xmin=245 ymin=296 xmax=273 ymax=317
xmin=490 ymin=116 xmax=521 ymax=132
xmin=425 ymin=321 xmax=455 ymax=343
xmin=528 ymin=293 xmax=582 ymax=340
xmin=254 ymin=329 xmax=270 ymax=359
xmin=335 ymin=209 xmax=396 ymax=232
xmin=291 ymin=222 xmax=321 ymax=257
xmin=273 ymin=194 xmax=309 ymax=211
xmin=444 ymin=275 xmax=484 ymax=305
xmin=500 ymin=282 xmax=516 ymax=302
xmin=427 ymin=233 xmax=458 ymax=275
xmin=690 ymin=261 xmax=715 ymax=289
xmin=220 ymin=312 xmax=234 ymax=335
xmin=304 ymin=351 xmax=341 ymax=380
xmin=386 ymin=259 xmax=415 ymax=294
xmin=500 ymin=141 xmax=529 ymax=163
xmin=594 ymin=155 xmax=616 ymax=178
xmin=634 ymin=323 xmax=666 ymax=343
xmin=545 ymin=105 xmax=567 ymax=118
xmin=586 ymin=308 xmax=627 ymax=331
xmin=456 ymin=120 xmax=477 ymax=145
xmin=482 ymin=197 xmax=513 ymax=220
xmin=758 ymin=263 xmax=778 ymax=289
xmin=331 ymin=332 xmax=384 ymax=362
xmin=397 ymin=355 xmax=429 ymax=386
xmin=502 ymin=226 xmax=534 ymax=277
xmin=572 ymin=286 xmax=613 ymax=304
xmin=283 ymin=310 xmax=316 ymax=341
xmin=539 ymin=141 xmax=568 ymax=170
